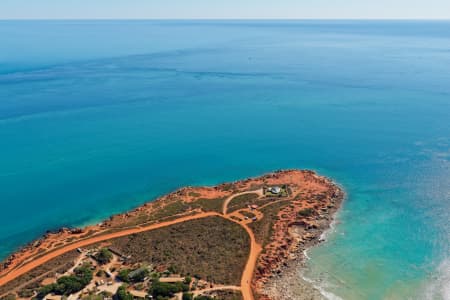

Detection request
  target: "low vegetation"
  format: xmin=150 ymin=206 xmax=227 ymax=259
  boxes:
xmin=0 ymin=294 xmax=16 ymax=300
xmin=37 ymin=264 xmax=93 ymax=298
xmin=190 ymin=197 xmax=226 ymax=213
xmin=248 ymin=201 xmax=290 ymax=246
xmin=182 ymin=292 xmax=194 ymax=300
xmin=109 ymin=216 xmax=250 ymax=285
xmin=82 ymin=291 xmax=112 ymax=300
xmin=94 ymin=248 xmax=113 ymax=264
xmin=239 ymin=211 xmax=256 ymax=219
xmin=149 ymin=279 xmax=189 ymax=299
xmin=117 ymin=267 xmax=149 ymax=283
xmin=116 ymin=195 xmax=226 ymax=229
xmin=114 ymin=285 xmax=133 ymax=300
xmin=0 ymin=250 xmax=78 ymax=297
xmin=200 ymin=289 xmax=243 ymax=300
xmin=227 ymin=193 xmax=259 ymax=212
xmin=298 ymin=207 xmax=315 ymax=217
xmin=148 ymin=201 xmax=190 ymax=221
xmin=116 ymin=199 xmax=191 ymax=228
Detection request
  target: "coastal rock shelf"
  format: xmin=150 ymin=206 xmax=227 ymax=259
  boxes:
xmin=0 ymin=170 xmax=344 ymax=300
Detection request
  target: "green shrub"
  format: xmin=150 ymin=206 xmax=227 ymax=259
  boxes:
xmin=194 ymin=296 xmax=214 ymax=300
xmin=167 ymin=265 xmax=178 ymax=274
xmin=182 ymin=293 xmax=194 ymax=300
xmin=298 ymin=208 xmax=314 ymax=217
xmin=37 ymin=284 xmax=56 ymax=299
xmin=95 ymin=248 xmax=113 ymax=265
xmin=37 ymin=265 xmax=93 ymax=298
xmin=114 ymin=285 xmax=133 ymax=300
xmin=117 ymin=269 xmax=130 ymax=283
xmin=183 ymin=276 xmax=192 ymax=285
xmin=149 ymin=280 xmax=189 ymax=299
xmin=0 ymin=294 xmax=16 ymax=300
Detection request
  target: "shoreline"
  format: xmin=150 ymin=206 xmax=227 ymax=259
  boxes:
xmin=259 ymin=180 xmax=345 ymax=300
xmin=0 ymin=169 xmax=345 ymax=300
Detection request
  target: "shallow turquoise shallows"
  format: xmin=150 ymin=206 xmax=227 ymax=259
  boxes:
xmin=0 ymin=20 xmax=449 ymax=299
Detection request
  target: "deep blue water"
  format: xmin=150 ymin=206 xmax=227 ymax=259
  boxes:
xmin=0 ymin=20 xmax=449 ymax=299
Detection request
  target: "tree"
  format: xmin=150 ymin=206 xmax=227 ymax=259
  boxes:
xmin=183 ymin=276 xmax=192 ymax=285
xmin=54 ymin=276 xmax=84 ymax=295
xmin=73 ymin=265 xmax=93 ymax=285
xmin=149 ymin=279 xmax=189 ymax=299
xmin=167 ymin=265 xmax=178 ymax=274
xmin=37 ymin=264 xmax=93 ymax=298
xmin=95 ymin=248 xmax=113 ymax=265
xmin=114 ymin=285 xmax=133 ymax=300
xmin=117 ymin=269 xmax=130 ymax=283
xmin=194 ymin=296 xmax=214 ymax=300
xmin=298 ymin=208 xmax=314 ymax=217
xmin=37 ymin=284 xmax=56 ymax=299
xmin=0 ymin=294 xmax=16 ymax=300
xmin=182 ymin=293 xmax=193 ymax=300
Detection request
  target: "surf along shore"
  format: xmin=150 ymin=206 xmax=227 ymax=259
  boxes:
xmin=0 ymin=170 xmax=344 ymax=300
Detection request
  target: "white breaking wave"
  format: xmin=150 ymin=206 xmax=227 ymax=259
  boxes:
xmin=423 ymin=257 xmax=450 ymax=300
xmin=300 ymin=270 xmax=343 ymax=300
xmin=303 ymin=249 xmax=311 ymax=260
xmin=319 ymin=215 xmax=339 ymax=242
xmin=301 ymin=210 xmax=343 ymax=300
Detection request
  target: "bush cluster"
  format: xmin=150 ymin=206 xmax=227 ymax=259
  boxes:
xmin=298 ymin=207 xmax=315 ymax=217
xmin=149 ymin=279 xmax=189 ymax=300
xmin=37 ymin=265 xmax=93 ymax=298
xmin=117 ymin=267 xmax=149 ymax=283
xmin=95 ymin=248 xmax=113 ymax=265
xmin=114 ymin=285 xmax=133 ymax=300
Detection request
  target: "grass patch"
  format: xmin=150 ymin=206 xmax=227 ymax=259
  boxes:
xmin=0 ymin=251 xmax=79 ymax=297
xmin=248 ymin=201 xmax=290 ymax=246
xmin=228 ymin=193 xmax=259 ymax=213
xmin=191 ymin=197 xmax=226 ymax=213
xmin=118 ymin=200 xmax=191 ymax=228
xmin=115 ymin=196 xmax=225 ymax=229
xmin=188 ymin=192 xmax=201 ymax=198
xmin=200 ymin=289 xmax=243 ymax=300
xmin=108 ymin=216 xmax=249 ymax=285
xmin=146 ymin=201 xmax=191 ymax=222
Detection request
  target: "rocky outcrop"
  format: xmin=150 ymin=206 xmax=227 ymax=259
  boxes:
xmin=254 ymin=176 xmax=344 ymax=300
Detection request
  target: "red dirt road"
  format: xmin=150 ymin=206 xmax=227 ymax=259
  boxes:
xmin=0 ymin=212 xmax=220 ymax=287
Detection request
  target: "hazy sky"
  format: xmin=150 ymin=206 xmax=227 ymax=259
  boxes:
xmin=1 ymin=0 xmax=449 ymax=20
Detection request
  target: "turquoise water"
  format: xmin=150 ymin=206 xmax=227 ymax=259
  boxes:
xmin=0 ymin=20 xmax=449 ymax=299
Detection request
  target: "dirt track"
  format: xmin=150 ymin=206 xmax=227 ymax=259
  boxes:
xmin=0 ymin=212 xmax=219 ymax=287
xmin=0 ymin=192 xmax=265 ymax=300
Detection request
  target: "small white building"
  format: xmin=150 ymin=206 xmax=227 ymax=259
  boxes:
xmin=268 ymin=186 xmax=281 ymax=194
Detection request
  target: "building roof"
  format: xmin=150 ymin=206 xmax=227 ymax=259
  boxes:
xmin=270 ymin=186 xmax=281 ymax=193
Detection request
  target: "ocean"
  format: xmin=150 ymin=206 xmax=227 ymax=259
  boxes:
xmin=0 ymin=20 xmax=449 ymax=299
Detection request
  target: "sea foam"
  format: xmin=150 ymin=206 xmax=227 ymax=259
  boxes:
xmin=423 ymin=257 xmax=450 ymax=300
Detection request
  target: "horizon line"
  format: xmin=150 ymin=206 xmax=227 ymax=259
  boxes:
xmin=1 ymin=17 xmax=450 ymax=21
